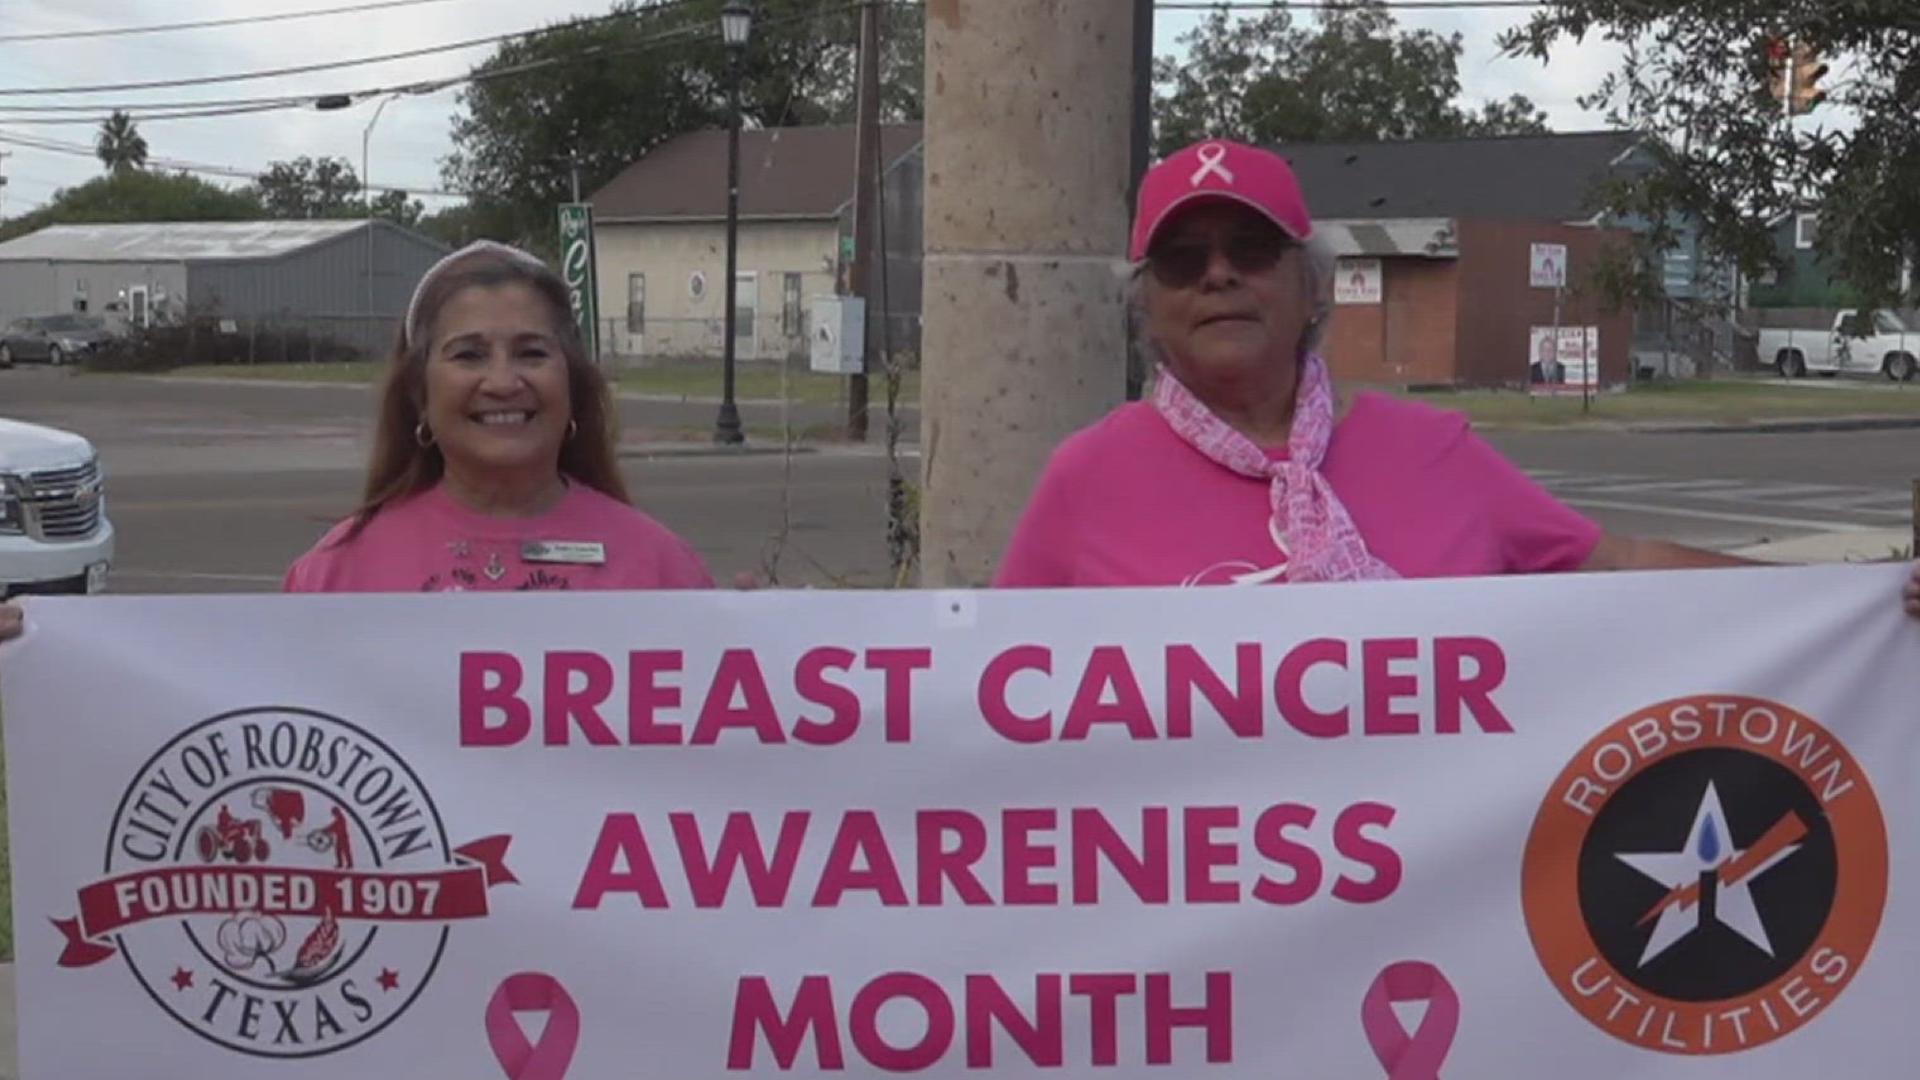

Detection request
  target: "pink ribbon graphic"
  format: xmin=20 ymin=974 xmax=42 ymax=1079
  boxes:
xmin=486 ymin=972 xmax=581 ymax=1080
xmin=1360 ymin=960 xmax=1459 ymax=1080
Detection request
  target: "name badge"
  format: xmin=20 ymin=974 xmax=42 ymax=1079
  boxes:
xmin=521 ymin=541 xmax=606 ymax=566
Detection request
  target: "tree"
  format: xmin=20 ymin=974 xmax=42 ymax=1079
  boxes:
xmin=1155 ymin=1 xmax=1548 ymax=154
xmin=441 ymin=0 xmax=923 ymax=255
xmin=415 ymin=200 xmax=521 ymax=249
xmin=253 ymin=156 xmax=363 ymax=219
xmin=1501 ymin=1 xmax=1920 ymax=311
xmin=95 ymin=111 xmax=149 ymax=175
xmin=369 ymin=189 xmax=425 ymax=228
xmin=0 ymin=171 xmax=261 ymax=243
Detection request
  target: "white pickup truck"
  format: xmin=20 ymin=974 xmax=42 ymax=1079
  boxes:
xmin=0 ymin=418 xmax=114 ymax=598
xmin=1757 ymin=309 xmax=1918 ymax=380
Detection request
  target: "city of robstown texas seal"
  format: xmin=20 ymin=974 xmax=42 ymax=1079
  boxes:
xmin=52 ymin=707 xmax=516 ymax=1059
xmin=1522 ymin=695 xmax=1887 ymax=1056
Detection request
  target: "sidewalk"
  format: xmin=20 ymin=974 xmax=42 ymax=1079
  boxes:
xmin=1 ymin=963 xmax=14 ymax=1080
xmin=1729 ymin=527 xmax=1913 ymax=563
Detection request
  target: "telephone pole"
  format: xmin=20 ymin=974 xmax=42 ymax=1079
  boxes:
xmin=845 ymin=0 xmax=882 ymax=442
xmin=919 ymin=0 xmax=1135 ymax=585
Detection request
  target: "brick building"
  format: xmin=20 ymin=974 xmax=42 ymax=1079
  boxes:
xmin=1279 ymin=132 xmax=1650 ymax=388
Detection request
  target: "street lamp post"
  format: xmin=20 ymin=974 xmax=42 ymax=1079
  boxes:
xmin=362 ymin=94 xmax=399 ymax=359
xmin=713 ymin=0 xmax=753 ymax=446
xmin=314 ymin=92 xmax=399 ymax=358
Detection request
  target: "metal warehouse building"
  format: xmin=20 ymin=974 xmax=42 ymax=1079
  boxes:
xmin=0 ymin=220 xmax=449 ymax=355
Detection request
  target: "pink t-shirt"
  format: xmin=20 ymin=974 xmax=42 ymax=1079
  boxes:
xmin=284 ymin=482 xmax=714 ymax=593
xmin=994 ymin=393 xmax=1601 ymax=587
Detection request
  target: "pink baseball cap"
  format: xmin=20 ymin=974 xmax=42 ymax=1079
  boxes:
xmin=1129 ymin=139 xmax=1314 ymax=261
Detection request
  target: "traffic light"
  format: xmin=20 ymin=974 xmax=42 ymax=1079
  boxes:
xmin=1790 ymin=41 xmax=1828 ymax=115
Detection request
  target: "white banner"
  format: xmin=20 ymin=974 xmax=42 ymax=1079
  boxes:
xmin=1334 ymin=258 xmax=1382 ymax=305
xmin=1531 ymin=325 xmax=1600 ymax=391
xmin=4 ymin=565 xmax=1918 ymax=1078
xmin=1531 ymin=242 xmax=1568 ymax=289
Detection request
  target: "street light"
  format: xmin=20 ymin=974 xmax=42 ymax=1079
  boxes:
xmin=362 ymin=93 xmax=401 ymax=359
xmin=315 ymin=92 xmax=400 ymax=358
xmin=713 ymin=0 xmax=753 ymax=446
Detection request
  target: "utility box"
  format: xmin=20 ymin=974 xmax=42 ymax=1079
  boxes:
xmin=809 ymin=295 xmax=866 ymax=375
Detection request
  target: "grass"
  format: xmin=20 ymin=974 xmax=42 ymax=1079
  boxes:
xmin=1386 ymin=377 xmax=1920 ymax=427
xmin=143 ymin=362 xmax=1920 ymax=428
xmin=162 ymin=360 xmax=383 ymax=384
xmin=154 ymin=360 xmax=921 ymax=406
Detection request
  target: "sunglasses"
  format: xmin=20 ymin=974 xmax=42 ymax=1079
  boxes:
xmin=1146 ymin=230 xmax=1292 ymax=289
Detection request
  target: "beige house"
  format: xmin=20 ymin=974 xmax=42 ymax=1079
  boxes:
xmin=590 ymin=123 xmax=924 ymax=364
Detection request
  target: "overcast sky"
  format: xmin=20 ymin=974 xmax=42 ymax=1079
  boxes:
xmin=0 ymin=1 xmax=1621 ymax=218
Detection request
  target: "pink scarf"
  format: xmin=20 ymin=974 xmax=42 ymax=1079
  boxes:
xmin=1151 ymin=354 xmax=1399 ymax=583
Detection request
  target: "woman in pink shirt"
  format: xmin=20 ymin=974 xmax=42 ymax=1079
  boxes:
xmin=282 ymin=240 xmax=713 ymax=593
xmin=995 ymin=139 xmax=1920 ymax=603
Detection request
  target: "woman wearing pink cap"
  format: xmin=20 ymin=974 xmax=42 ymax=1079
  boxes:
xmin=994 ymin=139 xmax=1920 ymax=610
xmin=280 ymin=240 xmax=714 ymax=593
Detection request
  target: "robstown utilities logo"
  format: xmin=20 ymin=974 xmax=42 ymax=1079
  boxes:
xmin=53 ymin=707 xmax=515 ymax=1058
xmin=1523 ymin=695 xmax=1887 ymax=1055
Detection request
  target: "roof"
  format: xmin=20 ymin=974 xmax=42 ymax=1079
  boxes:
xmin=0 ymin=220 xmax=376 ymax=263
xmin=1315 ymin=218 xmax=1457 ymax=259
xmin=591 ymin=124 xmax=924 ymax=221
xmin=1273 ymin=130 xmax=1645 ymax=223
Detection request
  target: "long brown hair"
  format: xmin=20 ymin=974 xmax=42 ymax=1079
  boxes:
xmin=341 ymin=247 xmax=628 ymax=540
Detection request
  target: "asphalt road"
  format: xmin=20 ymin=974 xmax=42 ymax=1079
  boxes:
xmin=3 ymin=365 xmax=1916 ymax=592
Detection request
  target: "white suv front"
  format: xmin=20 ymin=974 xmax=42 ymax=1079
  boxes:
xmin=0 ymin=419 xmax=115 ymax=598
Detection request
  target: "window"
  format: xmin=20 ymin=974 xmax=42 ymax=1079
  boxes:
xmin=1795 ymin=212 xmax=1819 ymax=250
xmin=1876 ymin=310 xmax=1909 ymax=334
xmin=626 ymin=274 xmax=645 ymax=334
xmin=781 ymin=272 xmax=802 ymax=337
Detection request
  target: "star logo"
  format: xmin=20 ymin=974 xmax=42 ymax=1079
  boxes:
xmin=1614 ymin=783 xmax=1806 ymax=966
xmin=1523 ymin=695 xmax=1888 ymax=1056
xmin=378 ymin=968 xmax=401 ymax=992
xmin=171 ymin=967 xmax=194 ymax=991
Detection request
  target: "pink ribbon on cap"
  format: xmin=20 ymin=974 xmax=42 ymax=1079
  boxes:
xmin=1360 ymin=960 xmax=1459 ymax=1080
xmin=486 ymin=972 xmax=581 ymax=1080
xmin=1189 ymin=142 xmax=1237 ymax=186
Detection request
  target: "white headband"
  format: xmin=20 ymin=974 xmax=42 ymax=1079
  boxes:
xmin=402 ymin=239 xmax=552 ymax=349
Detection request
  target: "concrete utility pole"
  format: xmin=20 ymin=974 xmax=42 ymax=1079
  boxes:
xmin=919 ymin=0 xmax=1135 ymax=586
xmin=845 ymin=0 xmax=883 ymax=442
xmin=1126 ymin=0 xmax=1154 ymax=401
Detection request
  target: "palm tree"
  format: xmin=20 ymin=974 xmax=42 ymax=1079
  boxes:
xmin=95 ymin=111 xmax=149 ymax=175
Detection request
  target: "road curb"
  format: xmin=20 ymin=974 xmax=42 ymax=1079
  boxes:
xmin=617 ymin=443 xmax=822 ymax=460
xmin=1622 ymin=416 xmax=1920 ymax=435
xmin=115 ymin=373 xmax=924 ymax=411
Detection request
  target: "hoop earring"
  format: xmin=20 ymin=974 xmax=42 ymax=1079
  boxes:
xmin=567 ymin=419 xmax=579 ymax=441
xmin=414 ymin=421 xmax=434 ymax=448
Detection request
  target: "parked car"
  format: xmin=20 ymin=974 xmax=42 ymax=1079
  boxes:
xmin=0 ymin=314 xmax=116 ymax=368
xmin=1757 ymin=309 xmax=1919 ymax=381
xmin=0 ymin=418 xmax=114 ymax=598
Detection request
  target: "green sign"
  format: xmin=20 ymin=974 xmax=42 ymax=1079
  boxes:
xmin=558 ymin=203 xmax=599 ymax=358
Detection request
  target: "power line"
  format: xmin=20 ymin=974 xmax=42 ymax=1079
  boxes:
xmin=0 ymin=0 xmax=824 ymax=127
xmin=1 ymin=28 xmax=527 ymax=98
xmin=0 ymin=127 xmax=469 ymax=197
xmin=0 ymin=0 xmax=703 ymax=98
xmin=0 ymin=0 xmax=464 ymax=44
xmin=0 ymin=1 xmax=862 ymax=197
xmin=0 ymin=104 xmax=304 ymax=127
xmin=0 ymin=1 xmax=778 ymax=195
